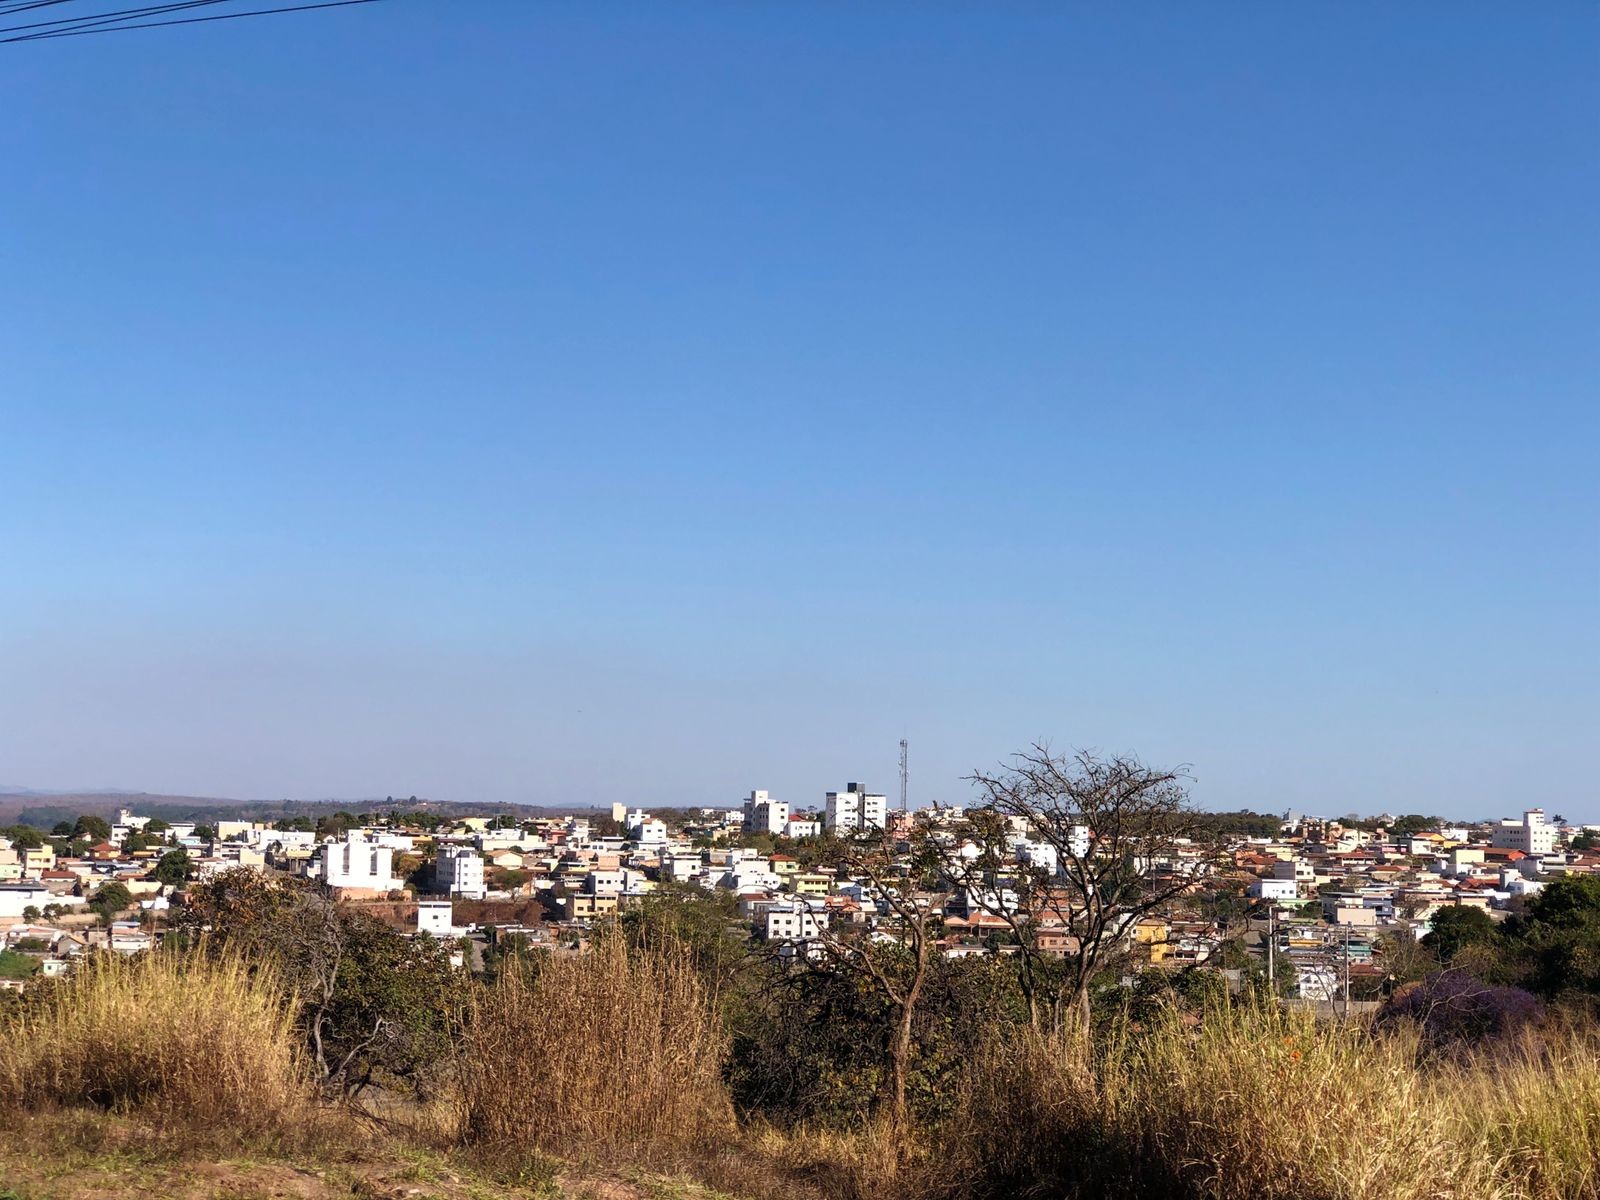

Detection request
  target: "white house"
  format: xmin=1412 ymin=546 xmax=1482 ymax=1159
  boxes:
xmin=1252 ymin=876 xmax=1299 ymax=901
xmin=417 ymin=900 xmax=453 ymax=936
xmin=0 ymin=882 xmax=54 ymax=919
xmin=246 ymin=828 xmax=318 ymax=853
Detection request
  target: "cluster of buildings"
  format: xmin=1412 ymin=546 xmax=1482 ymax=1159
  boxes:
xmin=1237 ymin=808 xmax=1595 ymax=1000
xmin=4 ymin=795 xmax=1597 ymax=1001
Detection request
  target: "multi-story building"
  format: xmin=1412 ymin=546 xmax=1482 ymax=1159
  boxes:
xmin=321 ymin=833 xmax=403 ymax=896
xmin=627 ymin=809 xmax=668 ymax=845
xmin=1492 ymin=809 xmax=1557 ymax=856
xmin=824 ymin=783 xmax=887 ymax=834
xmin=743 ymin=790 xmax=790 ymax=835
xmin=765 ymin=904 xmax=829 ymax=943
xmin=435 ymin=846 xmax=486 ymax=899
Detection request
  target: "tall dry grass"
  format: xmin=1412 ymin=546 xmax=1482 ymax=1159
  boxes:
xmin=1449 ymin=1022 xmax=1600 ymax=1200
xmin=457 ymin=935 xmax=734 ymax=1160
xmin=0 ymin=949 xmax=308 ymax=1139
xmin=947 ymin=996 xmax=1600 ymax=1200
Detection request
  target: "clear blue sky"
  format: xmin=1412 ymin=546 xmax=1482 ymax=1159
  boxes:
xmin=2 ymin=2 xmax=1596 ymax=819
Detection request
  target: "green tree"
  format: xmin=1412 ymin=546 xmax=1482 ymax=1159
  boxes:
xmin=1423 ymin=906 xmax=1497 ymax=963
xmin=21 ymin=905 xmax=40 ymax=922
xmin=152 ymin=849 xmax=192 ymax=886
xmin=316 ymin=812 xmax=358 ymax=839
xmin=622 ymin=882 xmax=750 ymax=998
xmin=0 ymin=949 xmax=39 ymax=981
xmin=1388 ymin=814 xmax=1442 ymax=839
xmin=1504 ymin=876 xmax=1600 ymax=999
xmin=2 ymin=825 xmax=43 ymax=850
xmin=72 ymin=814 xmax=111 ymax=842
xmin=89 ymin=881 xmax=133 ymax=919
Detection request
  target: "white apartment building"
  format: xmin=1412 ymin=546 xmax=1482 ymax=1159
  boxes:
xmin=665 ymin=853 xmax=703 ymax=882
xmin=435 ymin=847 xmax=486 ymax=899
xmin=1018 ymin=839 xmax=1058 ymax=874
xmin=320 ymin=833 xmax=403 ymax=894
xmin=765 ymin=904 xmax=829 ymax=943
xmin=824 ymin=783 xmax=887 ymax=834
xmin=721 ymin=858 xmax=780 ymax=892
xmin=783 ymin=818 xmax=821 ymax=839
xmin=1492 ymin=809 xmax=1557 ymax=856
xmin=1065 ymin=824 xmax=1091 ymax=860
xmin=743 ymin=790 xmax=791 ymax=835
xmin=627 ymin=809 xmax=669 ymax=845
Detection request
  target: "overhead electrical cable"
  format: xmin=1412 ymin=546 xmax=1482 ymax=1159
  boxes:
xmin=1 ymin=1 xmax=237 ymax=36
xmin=0 ymin=0 xmax=383 ymax=42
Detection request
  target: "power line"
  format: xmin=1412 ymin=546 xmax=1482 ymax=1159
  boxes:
xmin=1 ymin=0 xmax=383 ymax=42
xmin=1 ymin=1 xmax=235 ymax=36
xmin=0 ymin=1 xmax=87 ymax=18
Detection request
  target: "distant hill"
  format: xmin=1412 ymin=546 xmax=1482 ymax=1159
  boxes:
xmin=0 ymin=790 xmax=603 ymax=828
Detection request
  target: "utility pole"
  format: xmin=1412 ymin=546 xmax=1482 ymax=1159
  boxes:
xmin=1266 ymin=905 xmax=1276 ymax=996
xmin=898 ymin=738 xmax=909 ymax=812
xmin=1342 ymin=923 xmax=1351 ymax=1018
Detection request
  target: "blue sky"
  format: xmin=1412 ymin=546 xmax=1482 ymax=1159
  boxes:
xmin=2 ymin=2 xmax=1596 ymax=819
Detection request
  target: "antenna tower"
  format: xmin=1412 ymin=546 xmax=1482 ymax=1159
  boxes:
xmin=898 ymin=738 xmax=909 ymax=812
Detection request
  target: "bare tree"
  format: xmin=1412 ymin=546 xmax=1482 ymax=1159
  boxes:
xmin=943 ymin=746 xmax=1217 ymax=1034
xmin=809 ymin=826 xmax=942 ymax=1132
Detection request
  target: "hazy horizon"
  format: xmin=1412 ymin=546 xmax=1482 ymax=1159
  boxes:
xmin=4 ymin=4 xmax=1596 ymax=819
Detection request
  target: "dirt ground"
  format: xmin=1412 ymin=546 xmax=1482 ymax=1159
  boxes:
xmin=0 ymin=1113 xmax=735 ymax=1200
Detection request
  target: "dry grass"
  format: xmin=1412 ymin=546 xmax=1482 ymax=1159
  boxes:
xmin=7 ymin=940 xmax=1597 ymax=1200
xmin=457 ymin=935 xmax=735 ymax=1161
xmin=942 ymin=997 xmax=1600 ymax=1200
xmin=735 ymin=1119 xmax=937 ymax=1200
xmin=1111 ymin=999 xmax=1463 ymax=1200
xmin=1449 ymin=1023 xmax=1600 ymax=1200
xmin=0 ymin=948 xmax=309 ymax=1141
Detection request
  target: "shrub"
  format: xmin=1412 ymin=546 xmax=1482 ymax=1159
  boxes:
xmin=1378 ymin=970 xmax=1544 ymax=1051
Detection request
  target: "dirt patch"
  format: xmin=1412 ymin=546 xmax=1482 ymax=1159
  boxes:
xmin=0 ymin=1115 xmax=744 ymax=1200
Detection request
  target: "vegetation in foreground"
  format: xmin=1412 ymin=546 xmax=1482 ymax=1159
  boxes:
xmin=3 ymin=929 xmax=1600 ymax=1200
